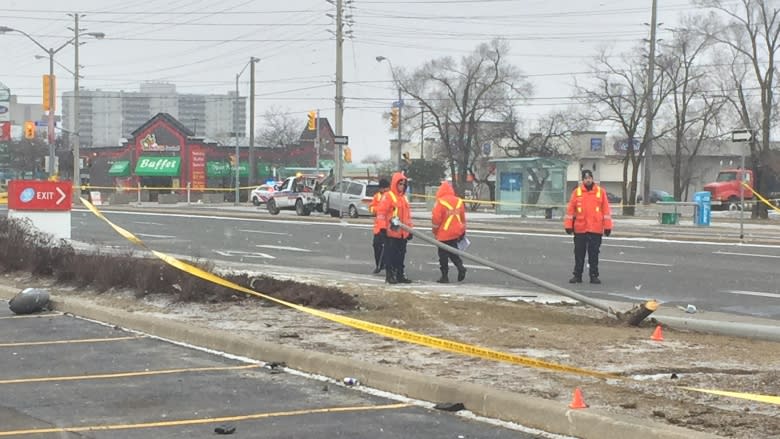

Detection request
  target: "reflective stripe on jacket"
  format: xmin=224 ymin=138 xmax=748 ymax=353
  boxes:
xmin=432 ymin=195 xmax=466 ymax=242
xmin=563 ymin=183 xmax=613 ymax=234
xmin=369 ymin=191 xmax=385 ymax=234
xmin=377 ymin=172 xmax=412 ymax=239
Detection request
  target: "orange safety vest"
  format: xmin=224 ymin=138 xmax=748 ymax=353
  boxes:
xmin=432 ymin=196 xmax=466 ymax=241
xmin=563 ymin=184 xmax=613 ymax=234
xmin=370 ymin=191 xmax=385 ymax=234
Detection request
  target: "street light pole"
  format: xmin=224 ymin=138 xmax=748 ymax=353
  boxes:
xmin=234 ymin=58 xmax=256 ymax=205
xmin=0 ymin=23 xmax=103 ymax=181
xmin=248 ymin=56 xmax=259 ymax=185
xmin=376 ymin=56 xmax=403 ymax=170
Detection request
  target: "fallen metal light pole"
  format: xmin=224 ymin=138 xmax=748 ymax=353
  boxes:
xmin=394 ymin=221 xmax=658 ymax=325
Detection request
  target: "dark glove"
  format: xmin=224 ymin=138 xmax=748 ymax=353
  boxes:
xmin=604 ymin=229 xmax=611 ymax=237
xmin=407 ymin=234 xmax=413 ymax=241
xmin=565 ymin=228 xmax=573 ymax=235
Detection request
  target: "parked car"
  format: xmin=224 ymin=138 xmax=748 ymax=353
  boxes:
xmin=324 ymin=180 xmax=381 ymax=218
xmin=250 ymin=183 xmax=279 ymax=206
xmin=637 ymin=189 xmax=671 ymax=204
xmin=606 ymin=192 xmax=622 ymax=204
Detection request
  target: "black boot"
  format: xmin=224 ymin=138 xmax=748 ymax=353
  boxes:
xmin=569 ymin=275 xmax=582 ymax=283
xmin=386 ymin=268 xmax=397 ymax=284
xmin=456 ymin=265 xmax=467 ymax=282
xmin=590 ymin=275 xmax=601 ymax=284
xmin=436 ymin=269 xmax=449 ymax=283
xmin=396 ymin=270 xmax=413 ymax=284
xmin=372 ymin=266 xmax=382 ymax=274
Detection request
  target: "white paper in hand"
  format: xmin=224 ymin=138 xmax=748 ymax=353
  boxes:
xmin=457 ymin=236 xmax=471 ymax=251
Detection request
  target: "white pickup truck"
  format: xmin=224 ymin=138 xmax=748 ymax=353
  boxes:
xmin=266 ymin=175 xmax=325 ymax=216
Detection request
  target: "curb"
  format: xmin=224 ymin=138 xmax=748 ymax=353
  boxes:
xmin=0 ymin=285 xmax=719 ymax=439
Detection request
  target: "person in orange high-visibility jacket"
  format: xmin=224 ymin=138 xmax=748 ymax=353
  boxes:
xmin=369 ymin=178 xmax=390 ymax=274
xmin=431 ymin=181 xmax=467 ymax=283
xmin=376 ymin=172 xmax=413 ymax=284
xmin=563 ymin=169 xmax=613 ymax=284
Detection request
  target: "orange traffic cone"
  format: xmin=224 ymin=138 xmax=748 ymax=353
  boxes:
xmin=568 ymin=387 xmax=588 ymax=409
xmin=650 ymin=325 xmax=664 ymax=341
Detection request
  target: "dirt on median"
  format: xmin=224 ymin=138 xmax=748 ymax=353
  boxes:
xmin=7 ymin=271 xmax=778 ymax=439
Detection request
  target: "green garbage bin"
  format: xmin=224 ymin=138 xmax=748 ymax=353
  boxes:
xmin=659 ymin=195 xmax=679 ymax=224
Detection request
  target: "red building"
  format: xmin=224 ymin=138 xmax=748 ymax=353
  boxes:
xmin=84 ymin=113 xmax=336 ymax=198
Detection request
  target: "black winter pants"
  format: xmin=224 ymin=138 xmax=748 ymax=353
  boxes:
xmin=385 ymin=236 xmax=408 ymax=275
xmin=572 ymin=232 xmax=602 ymax=278
xmin=372 ymin=230 xmax=386 ymax=269
xmin=437 ymin=239 xmax=464 ymax=272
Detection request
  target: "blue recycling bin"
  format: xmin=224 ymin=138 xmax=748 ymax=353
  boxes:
xmin=693 ymin=191 xmax=711 ymax=227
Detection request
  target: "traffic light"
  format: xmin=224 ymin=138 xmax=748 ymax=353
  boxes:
xmin=42 ymin=74 xmax=55 ymax=111
xmin=343 ymin=146 xmax=352 ymax=164
xmin=24 ymin=121 xmax=36 ymax=139
xmin=390 ymin=107 xmax=399 ymax=128
xmin=307 ymin=110 xmax=317 ymax=131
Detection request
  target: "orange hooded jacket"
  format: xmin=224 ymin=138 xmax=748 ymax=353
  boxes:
xmin=376 ymin=172 xmax=412 ymax=239
xmin=369 ymin=189 xmax=386 ymax=235
xmin=563 ymin=183 xmax=613 ymax=234
xmin=431 ymin=181 xmax=466 ymax=242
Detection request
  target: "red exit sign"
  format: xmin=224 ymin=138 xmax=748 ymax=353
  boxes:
xmin=8 ymin=180 xmax=72 ymax=211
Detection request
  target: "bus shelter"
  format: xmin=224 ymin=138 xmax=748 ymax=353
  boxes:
xmin=489 ymin=157 xmax=568 ymax=216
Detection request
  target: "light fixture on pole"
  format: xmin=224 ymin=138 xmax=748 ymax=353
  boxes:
xmin=376 ymin=56 xmax=403 ymax=170
xmin=0 ymin=23 xmax=103 ymax=180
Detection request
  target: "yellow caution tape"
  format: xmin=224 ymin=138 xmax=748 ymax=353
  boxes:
xmin=80 ymin=197 xmax=614 ymax=380
xmin=742 ymin=182 xmax=780 ymax=213
xmin=79 ymin=197 xmax=780 ymax=405
xmin=678 ymin=386 xmax=780 ymax=405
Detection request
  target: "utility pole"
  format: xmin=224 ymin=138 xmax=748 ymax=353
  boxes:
xmin=334 ymin=0 xmax=344 ymax=183
xmin=642 ymin=0 xmax=658 ymax=205
xmin=47 ymin=53 xmax=56 ymax=176
xmin=249 ymin=57 xmax=257 ymax=185
xmin=72 ymin=13 xmax=81 ymax=190
xmin=234 ymin=74 xmax=240 ymax=206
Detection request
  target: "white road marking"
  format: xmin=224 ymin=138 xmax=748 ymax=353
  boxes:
xmin=256 ymin=244 xmax=312 ymax=253
xmin=714 ymin=250 xmax=780 ymax=259
xmin=601 ymin=258 xmax=672 ymax=267
xmin=426 ymin=262 xmax=493 ymax=271
xmin=239 ymin=229 xmax=289 ymax=236
xmin=214 ymin=250 xmax=275 ymax=259
xmin=133 ymin=221 xmax=164 ymax=226
xmin=602 ymin=243 xmax=645 ymax=249
xmin=135 ymin=233 xmax=176 ymax=239
xmin=723 ymin=290 xmax=780 ymax=299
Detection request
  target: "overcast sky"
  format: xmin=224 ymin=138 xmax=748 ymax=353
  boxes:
xmin=0 ymin=0 xmax=696 ymax=161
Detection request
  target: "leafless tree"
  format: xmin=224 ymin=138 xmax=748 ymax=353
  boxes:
xmin=655 ymin=22 xmax=727 ymax=201
xmin=696 ymin=0 xmax=780 ymax=218
xmin=575 ymin=47 xmax=670 ymax=216
xmin=394 ymin=39 xmax=532 ymax=196
xmin=257 ymin=106 xmax=301 ymax=148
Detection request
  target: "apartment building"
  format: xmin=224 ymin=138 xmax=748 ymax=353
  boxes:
xmin=62 ymin=82 xmax=244 ymax=148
